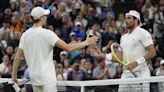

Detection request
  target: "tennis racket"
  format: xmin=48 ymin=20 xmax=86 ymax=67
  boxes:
xmin=111 ymin=42 xmax=138 ymax=78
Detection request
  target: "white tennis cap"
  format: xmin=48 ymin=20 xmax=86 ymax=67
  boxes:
xmin=126 ymin=10 xmax=140 ymax=20
xmin=125 ymin=10 xmax=142 ymax=25
xmin=31 ymin=7 xmax=50 ymax=20
xmin=160 ymin=60 xmax=164 ymax=64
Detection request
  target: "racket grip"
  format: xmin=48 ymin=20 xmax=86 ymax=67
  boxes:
xmin=130 ymin=70 xmax=138 ymax=78
xmin=132 ymin=72 xmax=137 ymax=77
xmin=12 ymin=83 xmax=21 ymax=92
xmin=131 ymin=71 xmax=143 ymax=85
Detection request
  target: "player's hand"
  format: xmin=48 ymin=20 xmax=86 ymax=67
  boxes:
xmin=89 ymin=47 xmax=103 ymax=57
xmin=126 ymin=61 xmax=138 ymax=71
xmin=86 ymin=35 xmax=99 ymax=46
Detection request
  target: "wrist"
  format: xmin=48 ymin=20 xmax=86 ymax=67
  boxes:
xmin=136 ymin=57 xmax=145 ymax=65
xmin=84 ymin=40 xmax=89 ymax=46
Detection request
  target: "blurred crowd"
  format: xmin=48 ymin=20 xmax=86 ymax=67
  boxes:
xmin=0 ymin=0 xmax=164 ymax=92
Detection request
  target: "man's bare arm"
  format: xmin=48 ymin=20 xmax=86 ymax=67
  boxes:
xmin=12 ymin=48 xmax=24 ymax=83
xmin=56 ymin=36 xmax=99 ymax=52
xmin=144 ymin=44 xmax=156 ymax=61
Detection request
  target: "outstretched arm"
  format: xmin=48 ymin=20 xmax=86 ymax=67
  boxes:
xmin=89 ymin=46 xmax=115 ymax=62
xmin=56 ymin=35 xmax=99 ymax=52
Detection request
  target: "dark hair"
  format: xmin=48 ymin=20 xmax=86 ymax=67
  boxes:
xmin=97 ymin=57 xmax=105 ymax=64
xmin=132 ymin=16 xmax=140 ymax=25
xmin=31 ymin=16 xmax=40 ymax=23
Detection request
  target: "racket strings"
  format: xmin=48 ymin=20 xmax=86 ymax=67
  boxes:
xmin=112 ymin=44 xmax=129 ymax=65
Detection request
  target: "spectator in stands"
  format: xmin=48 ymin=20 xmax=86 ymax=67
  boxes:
xmin=156 ymin=59 xmax=164 ymax=92
xmin=83 ymin=57 xmax=95 ymax=80
xmin=116 ymin=13 xmax=125 ymax=29
xmin=0 ymin=20 xmax=10 ymax=39
xmin=156 ymin=59 xmax=164 ymax=76
xmin=0 ymin=55 xmax=10 ymax=76
xmin=10 ymin=15 xmax=22 ymax=32
xmin=60 ymin=51 xmax=68 ymax=63
xmin=57 ymin=2 xmax=66 ymax=17
xmin=21 ymin=11 xmax=33 ymax=30
xmin=67 ymin=62 xmax=88 ymax=92
xmin=1 ymin=61 xmax=12 ymax=78
xmin=62 ymin=12 xmax=73 ymax=30
xmin=63 ymin=58 xmax=72 ymax=74
xmin=71 ymin=21 xmax=85 ymax=41
xmin=67 ymin=32 xmax=80 ymax=61
xmin=92 ymin=57 xmax=112 ymax=92
xmin=89 ymin=23 xmax=102 ymax=49
xmin=93 ymin=58 xmax=111 ymax=80
xmin=106 ymin=61 xmax=122 ymax=92
xmin=47 ymin=8 xmax=63 ymax=29
xmin=135 ymin=0 xmax=145 ymax=12
xmin=5 ymin=46 xmax=13 ymax=60
xmin=71 ymin=48 xmax=93 ymax=66
xmin=74 ymin=13 xmax=88 ymax=30
xmin=80 ymin=58 xmax=87 ymax=71
xmin=141 ymin=9 xmax=154 ymax=32
xmin=56 ymin=63 xmax=67 ymax=92
xmin=153 ymin=57 xmax=162 ymax=76
xmin=3 ymin=8 xmax=12 ymax=21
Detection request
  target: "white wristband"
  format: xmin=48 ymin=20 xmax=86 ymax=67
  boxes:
xmin=136 ymin=57 xmax=145 ymax=64
xmin=105 ymin=53 xmax=112 ymax=61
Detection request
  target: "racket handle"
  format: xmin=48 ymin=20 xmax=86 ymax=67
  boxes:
xmin=130 ymin=71 xmax=143 ymax=85
xmin=12 ymin=83 xmax=21 ymax=92
xmin=130 ymin=70 xmax=138 ymax=78
xmin=131 ymin=71 xmax=138 ymax=78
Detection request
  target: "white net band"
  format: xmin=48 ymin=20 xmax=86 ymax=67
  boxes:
xmin=0 ymin=76 xmax=164 ymax=92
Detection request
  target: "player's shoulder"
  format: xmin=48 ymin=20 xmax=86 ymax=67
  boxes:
xmin=21 ymin=28 xmax=32 ymax=36
xmin=42 ymin=28 xmax=54 ymax=34
xmin=137 ymin=27 xmax=151 ymax=35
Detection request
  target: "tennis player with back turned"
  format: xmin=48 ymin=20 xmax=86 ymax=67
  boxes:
xmin=12 ymin=6 xmax=99 ymax=92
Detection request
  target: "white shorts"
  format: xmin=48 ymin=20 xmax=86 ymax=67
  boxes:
xmin=118 ymin=64 xmax=151 ymax=92
xmin=32 ymin=83 xmax=57 ymax=92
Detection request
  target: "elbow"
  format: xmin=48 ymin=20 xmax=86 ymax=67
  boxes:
xmin=14 ymin=57 xmax=19 ymax=62
xmin=149 ymin=50 xmax=156 ymax=59
xmin=152 ymin=47 xmax=157 ymax=58
xmin=152 ymin=51 xmax=156 ymax=58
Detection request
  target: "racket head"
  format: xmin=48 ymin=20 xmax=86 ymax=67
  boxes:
xmin=111 ymin=43 xmax=130 ymax=66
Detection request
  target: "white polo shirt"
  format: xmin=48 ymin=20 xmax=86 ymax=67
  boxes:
xmin=19 ymin=27 xmax=59 ymax=85
xmin=120 ymin=26 xmax=153 ymax=72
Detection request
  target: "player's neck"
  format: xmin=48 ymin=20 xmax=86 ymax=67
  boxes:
xmin=129 ymin=24 xmax=138 ymax=33
xmin=33 ymin=22 xmax=43 ymax=28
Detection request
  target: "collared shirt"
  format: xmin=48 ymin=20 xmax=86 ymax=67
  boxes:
xmin=120 ymin=26 xmax=153 ymax=72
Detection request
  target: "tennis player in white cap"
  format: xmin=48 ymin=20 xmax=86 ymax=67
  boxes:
xmin=90 ymin=10 xmax=156 ymax=92
xmin=12 ymin=6 xmax=99 ymax=92
xmin=118 ymin=10 xmax=156 ymax=92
